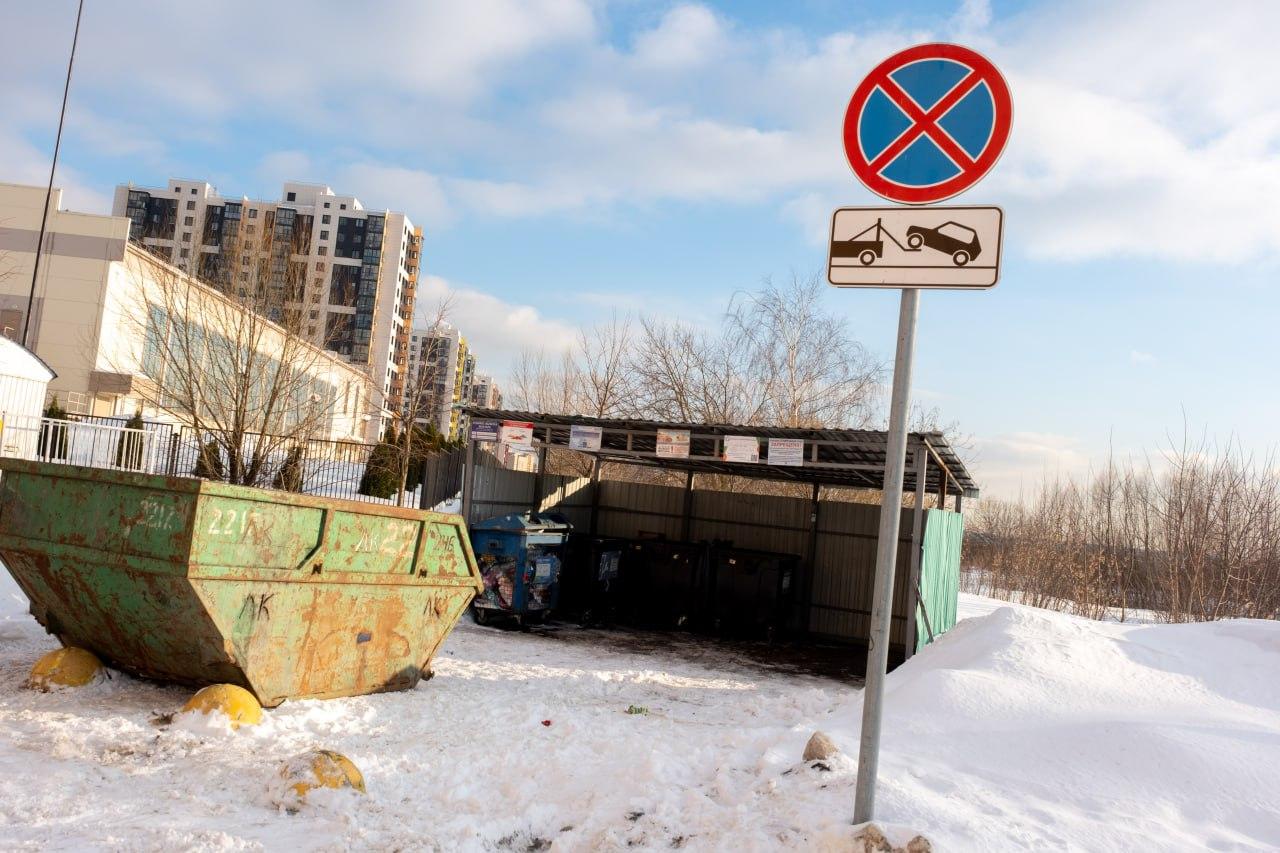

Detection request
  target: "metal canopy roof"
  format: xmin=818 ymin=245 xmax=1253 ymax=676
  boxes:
xmin=462 ymin=407 xmax=979 ymax=498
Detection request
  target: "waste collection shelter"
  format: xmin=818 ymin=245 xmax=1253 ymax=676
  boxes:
xmin=460 ymin=408 xmax=978 ymax=666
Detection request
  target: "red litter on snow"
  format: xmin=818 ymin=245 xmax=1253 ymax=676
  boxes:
xmin=541 ymin=720 xmax=552 ymax=727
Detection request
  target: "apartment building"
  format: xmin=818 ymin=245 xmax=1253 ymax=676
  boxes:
xmin=0 ymin=182 xmax=374 ymax=442
xmin=111 ymin=179 xmax=420 ymax=423
xmin=471 ymin=373 xmax=502 ymax=408
xmin=404 ymin=322 xmax=486 ymax=439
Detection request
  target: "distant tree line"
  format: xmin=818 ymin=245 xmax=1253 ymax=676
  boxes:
xmin=964 ymin=437 xmax=1280 ymax=623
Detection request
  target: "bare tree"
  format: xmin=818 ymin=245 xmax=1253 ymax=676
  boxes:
xmin=510 ymin=347 xmax=578 ymax=414
xmin=575 ymin=313 xmax=637 ymax=418
xmin=377 ymin=295 xmax=464 ymax=505
xmin=964 ymin=434 xmax=1280 ymax=624
xmin=117 ymin=218 xmax=356 ymax=487
xmin=727 ymin=273 xmax=883 ymax=428
xmin=511 ymin=272 xmax=883 ymax=430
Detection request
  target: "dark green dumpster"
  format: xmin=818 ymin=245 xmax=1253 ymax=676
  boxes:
xmin=0 ymin=459 xmax=482 ymax=706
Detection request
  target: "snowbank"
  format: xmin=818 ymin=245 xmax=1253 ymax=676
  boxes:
xmin=0 ymin=570 xmax=1276 ymax=850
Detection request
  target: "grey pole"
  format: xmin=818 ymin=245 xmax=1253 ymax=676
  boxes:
xmin=461 ymin=439 xmax=475 ymax=524
xmin=854 ymin=287 xmax=920 ymax=823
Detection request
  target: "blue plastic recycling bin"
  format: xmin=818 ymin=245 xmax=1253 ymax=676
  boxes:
xmin=469 ymin=512 xmax=572 ymax=626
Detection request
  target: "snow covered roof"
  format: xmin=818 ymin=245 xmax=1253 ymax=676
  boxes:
xmin=463 ymin=407 xmax=978 ymax=498
xmin=0 ymin=336 xmax=56 ymax=383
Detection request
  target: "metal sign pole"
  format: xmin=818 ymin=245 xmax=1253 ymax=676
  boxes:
xmin=854 ymin=286 xmax=920 ymax=823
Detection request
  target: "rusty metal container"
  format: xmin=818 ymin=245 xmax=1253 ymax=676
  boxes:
xmin=0 ymin=459 xmax=482 ymax=706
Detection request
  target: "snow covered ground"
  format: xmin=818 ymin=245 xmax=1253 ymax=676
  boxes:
xmin=0 ymin=571 xmax=1278 ymax=851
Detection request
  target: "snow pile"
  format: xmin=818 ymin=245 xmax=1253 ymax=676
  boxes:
xmin=0 ymin=569 xmax=1277 ymax=850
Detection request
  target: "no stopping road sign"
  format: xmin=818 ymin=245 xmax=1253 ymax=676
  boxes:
xmin=843 ymin=43 xmax=1012 ymax=205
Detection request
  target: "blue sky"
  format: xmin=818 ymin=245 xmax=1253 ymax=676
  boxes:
xmin=4 ymin=0 xmax=1279 ymax=498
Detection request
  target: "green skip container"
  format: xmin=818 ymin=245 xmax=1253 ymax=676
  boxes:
xmin=0 ymin=459 xmax=482 ymax=706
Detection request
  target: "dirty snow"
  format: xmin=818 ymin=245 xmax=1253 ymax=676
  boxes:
xmin=0 ymin=571 xmax=1278 ymax=851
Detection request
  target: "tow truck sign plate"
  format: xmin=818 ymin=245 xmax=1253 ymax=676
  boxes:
xmin=827 ymin=205 xmax=1002 ymax=289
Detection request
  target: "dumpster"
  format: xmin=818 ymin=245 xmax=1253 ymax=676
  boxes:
xmin=707 ymin=545 xmax=799 ymax=639
xmin=617 ymin=538 xmax=711 ymax=630
xmin=0 ymin=459 xmax=482 ymax=706
xmin=560 ymin=534 xmax=628 ymax=626
xmin=469 ymin=512 xmax=571 ymax=625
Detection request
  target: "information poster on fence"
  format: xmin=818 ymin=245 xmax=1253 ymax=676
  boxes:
xmin=569 ymin=424 xmax=603 ymax=451
xmin=656 ymin=428 xmax=690 ymax=459
xmin=723 ymin=435 xmax=760 ymax=463
xmin=499 ymin=421 xmax=535 ymax=447
xmin=767 ymin=438 xmax=804 ymax=467
xmin=470 ymin=420 xmax=500 ymax=442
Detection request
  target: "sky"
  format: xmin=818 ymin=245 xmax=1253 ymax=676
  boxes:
xmin=3 ymin=0 xmax=1279 ymax=499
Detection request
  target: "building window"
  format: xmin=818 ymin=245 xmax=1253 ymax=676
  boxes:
xmin=318 ymin=246 xmax=328 ymax=256
xmin=309 ymin=310 xmax=319 ymax=319
xmin=64 ymin=391 xmax=91 ymax=415
xmin=181 ymin=232 xmax=191 ymax=242
xmin=174 ymin=186 xmax=181 ymax=193
xmin=287 ymin=191 xmax=296 ymax=201
xmin=248 ymin=209 xmax=258 ymax=219
xmin=340 ymin=204 xmax=346 ymax=210
xmin=321 ymin=215 xmax=331 ymax=225
xmin=185 ymin=200 xmax=195 ymax=210
xmin=191 ymin=188 xmax=197 ymax=194
xmin=184 ymin=216 xmax=193 ymax=226
xmin=320 ymin=230 xmax=329 ymax=240
xmin=180 ymin=247 xmax=189 ymax=258
xmin=323 ymin=202 xmax=330 ymax=209
xmin=315 ymin=262 xmax=325 ymax=271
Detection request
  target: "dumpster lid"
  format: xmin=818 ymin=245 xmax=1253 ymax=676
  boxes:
xmin=471 ymin=512 xmax=573 ymax=533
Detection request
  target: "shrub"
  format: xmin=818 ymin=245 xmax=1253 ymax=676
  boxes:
xmin=273 ymin=445 xmax=305 ymax=492
xmin=114 ymin=412 xmax=145 ymax=470
xmin=37 ymin=400 xmax=69 ymax=461
xmin=193 ymin=439 xmax=224 ymax=480
xmin=358 ymin=427 xmax=401 ymax=499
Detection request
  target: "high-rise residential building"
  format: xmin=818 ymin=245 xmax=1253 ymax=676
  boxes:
xmin=111 ymin=179 xmax=421 ymax=432
xmin=471 ymin=374 xmax=502 ymax=408
xmin=0 ymin=182 xmax=374 ymax=442
xmin=404 ymin=322 xmax=489 ymax=439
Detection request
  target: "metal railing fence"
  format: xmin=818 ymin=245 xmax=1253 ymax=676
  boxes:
xmin=0 ymin=413 xmax=463 ymax=510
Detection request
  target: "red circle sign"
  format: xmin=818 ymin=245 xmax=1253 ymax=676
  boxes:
xmin=843 ymin=43 xmax=1012 ymax=205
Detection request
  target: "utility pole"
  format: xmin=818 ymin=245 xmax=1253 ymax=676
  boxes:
xmin=24 ymin=0 xmax=85 ymax=349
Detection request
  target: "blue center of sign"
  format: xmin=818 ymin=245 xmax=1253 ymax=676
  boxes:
xmin=858 ymin=57 xmax=996 ymax=188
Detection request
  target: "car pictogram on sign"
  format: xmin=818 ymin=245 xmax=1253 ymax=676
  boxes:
xmin=905 ymin=221 xmax=981 ymax=266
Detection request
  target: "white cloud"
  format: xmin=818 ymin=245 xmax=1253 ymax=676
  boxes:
xmin=335 ymin=164 xmax=455 ymax=229
xmin=970 ymin=431 xmax=1093 ymax=500
xmin=10 ymin=0 xmax=1280 ymax=267
xmin=414 ymin=275 xmax=578 ymax=382
xmin=0 ymin=128 xmax=110 ymax=214
xmin=631 ymin=5 xmax=727 ymax=70
xmin=1130 ymin=350 xmax=1157 ymax=365
xmin=256 ymin=151 xmax=314 ymax=189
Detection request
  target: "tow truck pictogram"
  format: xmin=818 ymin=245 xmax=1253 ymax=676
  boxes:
xmin=831 ymin=218 xmax=983 ymax=267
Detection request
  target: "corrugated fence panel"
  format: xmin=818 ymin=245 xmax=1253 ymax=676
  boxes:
xmin=468 ymin=465 xmax=536 ymax=524
xmin=596 ymin=480 xmax=683 ymax=540
xmin=809 ymin=501 xmax=919 ymax=651
xmin=538 ymin=474 xmax=594 ymax=530
xmin=917 ymin=509 xmax=964 ymax=649
xmin=691 ymin=490 xmax=810 ymax=554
